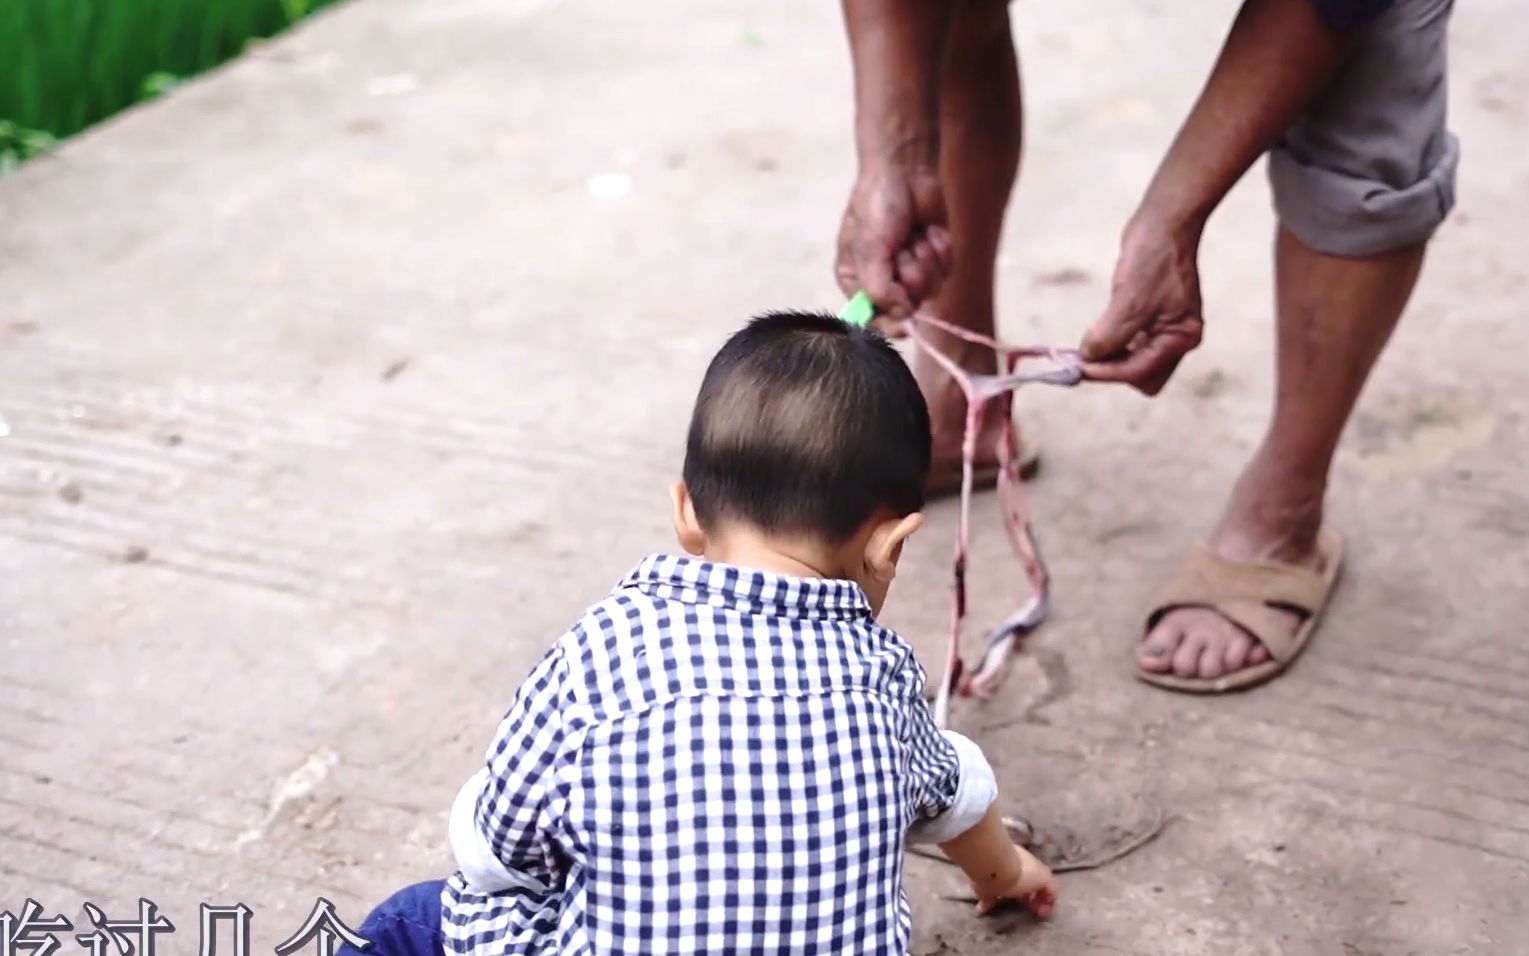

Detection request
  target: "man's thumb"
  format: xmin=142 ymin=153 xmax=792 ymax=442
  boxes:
xmin=861 ymin=255 xmax=912 ymax=319
xmin=1078 ymin=297 xmax=1137 ymax=361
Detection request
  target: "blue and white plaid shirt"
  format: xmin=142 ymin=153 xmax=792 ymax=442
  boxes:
xmin=442 ymin=555 xmax=997 ymax=956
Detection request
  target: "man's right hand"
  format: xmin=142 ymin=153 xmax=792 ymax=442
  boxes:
xmin=834 ymin=165 xmax=953 ymax=330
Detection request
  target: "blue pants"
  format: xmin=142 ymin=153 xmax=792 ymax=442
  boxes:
xmin=339 ymin=880 xmax=448 ymax=956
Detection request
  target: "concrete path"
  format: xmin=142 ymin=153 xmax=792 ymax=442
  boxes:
xmin=2 ymin=0 xmax=1526 ymax=953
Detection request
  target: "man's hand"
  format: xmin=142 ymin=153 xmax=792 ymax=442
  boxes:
xmin=836 ymin=0 xmax=953 ymax=328
xmin=834 ymin=165 xmax=953 ymax=329
xmin=1079 ymin=216 xmax=1205 ymax=395
xmin=974 ymin=844 xmax=1057 ymax=920
xmin=1077 ymin=0 xmax=1358 ymax=394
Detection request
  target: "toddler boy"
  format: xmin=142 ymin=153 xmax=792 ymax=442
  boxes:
xmin=349 ymin=312 xmax=1056 ymax=956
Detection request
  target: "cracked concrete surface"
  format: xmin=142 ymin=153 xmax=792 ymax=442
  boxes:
xmin=2 ymin=0 xmax=1526 ymax=953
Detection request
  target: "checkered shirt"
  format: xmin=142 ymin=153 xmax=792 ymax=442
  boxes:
xmin=442 ymin=554 xmax=996 ymax=956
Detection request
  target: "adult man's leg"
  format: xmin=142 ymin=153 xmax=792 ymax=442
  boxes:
xmin=920 ymin=0 xmax=1027 ymax=495
xmin=1138 ymin=0 xmax=1458 ymax=683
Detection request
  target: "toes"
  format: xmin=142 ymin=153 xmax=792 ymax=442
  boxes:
xmin=1142 ymin=608 xmax=1283 ymax=681
xmin=1195 ymin=617 xmax=1270 ymax=679
xmin=1196 ymin=636 xmax=1226 ymax=680
xmin=1171 ymin=631 xmax=1209 ymax=678
xmin=1137 ymin=621 xmax=1183 ymax=673
xmin=1222 ymin=628 xmax=1255 ymax=674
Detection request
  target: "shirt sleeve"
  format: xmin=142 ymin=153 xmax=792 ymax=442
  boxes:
xmin=449 ymin=644 xmax=570 ymax=893
xmin=1306 ymin=0 xmax=1393 ymax=30
xmin=903 ymin=698 xmax=999 ymax=846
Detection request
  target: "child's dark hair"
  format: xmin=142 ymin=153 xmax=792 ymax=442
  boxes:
xmin=682 ymin=311 xmax=932 ymax=543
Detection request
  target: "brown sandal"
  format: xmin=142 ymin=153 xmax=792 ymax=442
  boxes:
xmin=1135 ymin=529 xmax=1345 ymax=694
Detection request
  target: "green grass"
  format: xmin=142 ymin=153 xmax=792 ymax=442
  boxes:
xmin=1 ymin=0 xmax=346 ymax=168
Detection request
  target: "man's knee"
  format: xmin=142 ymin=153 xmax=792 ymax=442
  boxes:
xmin=1267 ymin=0 xmax=1458 ymax=257
xmin=1269 ymin=134 xmax=1458 ymax=257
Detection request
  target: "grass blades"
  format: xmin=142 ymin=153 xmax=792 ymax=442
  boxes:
xmin=0 ymin=0 xmax=345 ymax=167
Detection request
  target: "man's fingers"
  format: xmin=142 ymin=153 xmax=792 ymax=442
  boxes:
xmin=1080 ymin=334 xmax=1189 ymax=395
xmin=1129 ymin=331 xmax=1196 ymax=395
xmin=911 ymin=233 xmax=950 ymax=290
xmin=895 ymin=249 xmax=930 ymax=303
xmin=833 ymin=206 xmax=861 ymax=294
xmin=1079 ymin=298 xmax=1144 ymax=362
xmin=910 ymin=237 xmax=943 ymax=291
xmin=839 ymin=256 xmax=908 ymax=335
xmin=886 ymin=227 xmax=952 ymax=306
xmin=834 ymin=203 xmax=913 ymax=316
xmin=870 ymin=315 xmax=911 ymax=339
xmin=859 ymin=248 xmax=914 ymax=319
xmin=897 ymin=241 xmax=947 ymax=303
xmin=834 ymin=259 xmax=859 ymax=298
xmin=1138 ymin=366 xmax=1176 ymax=397
xmin=926 ymin=224 xmax=954 ymax=274
xmin=1078 ymin=324 xmax=1129 ymax=363
xmin=1079 ymin=342 xmax=1164 ymax=386
xmin=1079 ymin=353 xmax=1153 ymax=385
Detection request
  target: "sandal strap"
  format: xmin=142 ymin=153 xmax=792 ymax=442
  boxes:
xmin=1146 ymin=546 xmax=1330 ymax=664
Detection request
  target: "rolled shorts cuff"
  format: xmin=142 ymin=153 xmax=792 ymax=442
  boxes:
xmin=1268 ymin=131 xmax=1460 ymax=257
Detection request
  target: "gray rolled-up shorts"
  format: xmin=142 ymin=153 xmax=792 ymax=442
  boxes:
xmin=1268 ymin=0 xmax=1458 ymax=257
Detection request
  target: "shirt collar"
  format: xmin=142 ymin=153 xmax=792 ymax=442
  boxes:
xmin=619 ymin=554 xmax=872 ymax=621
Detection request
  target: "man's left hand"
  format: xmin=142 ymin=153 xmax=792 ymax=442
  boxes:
xmin=1079 ymin=216 xmax=1206 ymax=395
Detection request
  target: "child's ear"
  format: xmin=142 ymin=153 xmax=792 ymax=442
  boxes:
xmin=864 ymin=512 xmax=924 ymax=583
xmin=670 ymin=481 xmax=707 ymax=556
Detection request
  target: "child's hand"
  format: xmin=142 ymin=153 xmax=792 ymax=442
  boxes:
xmin=938 ymin=806 xmax=1057 ymax=920
xmin=975 ymin=845 xmax=1057 ymax=919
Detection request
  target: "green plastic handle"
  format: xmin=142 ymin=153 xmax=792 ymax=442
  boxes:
xmin=838 ymin=290 xmax=875 ymax=328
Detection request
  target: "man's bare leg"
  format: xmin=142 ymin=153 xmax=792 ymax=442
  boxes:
xmin=1138 ymin=226 xmax=1426 ymax=679
xmin=920 ymin=0 xmax=1024 ymax=488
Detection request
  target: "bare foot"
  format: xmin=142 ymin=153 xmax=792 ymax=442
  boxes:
xmin=1136 ymin=465 xmax=1325 ymax=681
